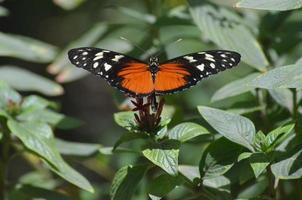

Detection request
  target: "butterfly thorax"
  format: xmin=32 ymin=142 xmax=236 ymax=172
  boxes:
xmin=149 ymin=57 xmax=159 ymax=81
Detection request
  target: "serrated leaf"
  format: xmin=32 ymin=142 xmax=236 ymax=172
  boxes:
xmin=168 ymin=122 xmax=209 ymax=142
xmin=249 ymin=153 xmax=270 ymax=178
xmin=0 ymin=67 xmax=63 ymax=96
xmin=198 ymin=106 xmax=255 ymax=151
xmin=110 ymin=165 xmax=147 ymax=200
xmin=200 ymin=138 xmax=242 ymax=178
xmin=148 ymin=174 xmax=181 ymax=197
xmin=190 ymin=4 xmax=268 ymax=70
xmin=7 ymin=120 xmax=93 ymax=192
xmin=0 ymin=32 xmax=57 ymax=62
xmin=236 ymin=0 xmax=302 ymax=11
xmin=0 ymin=80 xmax=21 ymax=109
xmin=212 ymin=73 xmax=260 ymax=102
xmin=55 ymin=139 xmax=100 ymax=156
xmin=143 ymin=140 xmax=180 ymax=176
xmin=271 ymin=149 xmax=302 ymax=179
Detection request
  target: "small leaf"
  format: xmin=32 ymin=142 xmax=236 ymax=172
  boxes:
xmin=53 ymin=0 xmax=86 ymax=10
xmin=148 ymin=174 xmax=181 ymax=197
xmin=0 ymin=66 xmax=63 ymax=96
xmin=203 ymin=175 xmax=231 ymax=189
xmin=198 ymin=106 xmax=255 ymax=151
xmin=21 ymin=95 xmax=56 ymax=110
xmin=236 ymin=0 xmax=302 ymax=11
xmin=249 ymin=153 xmax=270 ymax=178
xmin=143 ymin=140 xmax=180 ymax=176
xmin=55 ymin=139 xmax=100 ymax=156
xmin=211 ymin=73 xmax=260 ymax=102
xmin=110 ymin=165 xmax=147 ymax=200
xmin=113 ymin=111 xmax=136 ymax=131
xmin=200 ymin=138 xmax=242 ymax=178
xmin=0 ymin=32 xmax=58 ymax=62
xmin=265 ymin=124 xmax=295 ymax=152
xmin=178 ymin=165 xmax=200 ymax=183
xmin=238 ymin=152 xmax=252 ymax=162
xmin=0 ymin=80 xmax=21 ymax=109
xmin=253 ymin=131 xmax=267 ymax=152
xmin=168 ymin=122 xmax=209 ymax=142
xmin=189 ymin=4 xmax=268 ymax=70
xmin=271 ymin=149 xmax=302 ymax=179
xmin=7 ymin=120 xmax=93 ymax=192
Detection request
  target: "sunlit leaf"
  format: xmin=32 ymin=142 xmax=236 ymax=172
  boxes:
xmin=113 ymin=111 xmax=136 ymax=131
xmin=55 ymin=139 xmax=100 ymax=156
xmin=0 ymin=80 xmax=21 ymax=109
xmin=110 ymin=165 xmax=147 ymax=200
xmin=168 ymin=122 xmax=209 ymax=142
xmin=212 ymin=73 xmax=260 ymax=102
xmin=249 ymin=153 xmax=270 ymax=178
xmin=189 ymin=4 xmax=268 ymax=71
xmin=236 ymin=0 xmax=302 ymax=11
xmin=0 ymin=32 xmax=58 ymax=62
xmin=0 ymin=66 xmax=63 ymax=96
xmin=198 ymin=106 xmax=255 ymax=151
xmin=7 ymin=120 xmax=93 ymax=192
xmin=203 ymin=175 xmax=231 ymax=189
xmin=53 ymin=0 xmax=86 ymax=10
xmin=265 ymin=124 xmax=295 ymax=152
xmin=271 ymin=150 xmax=302 ymax=179
xmin=178 ymin=165 xmax=200 ymax=182
xmin=143 ymin=140 xmax=180 ymax=176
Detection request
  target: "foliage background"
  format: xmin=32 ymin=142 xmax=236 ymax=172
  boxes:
xmin=0 ymin=0 xmax=302 ymax=200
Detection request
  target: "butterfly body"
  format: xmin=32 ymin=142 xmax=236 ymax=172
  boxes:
xmin=68 ymin=47 xmax=241 ymax=98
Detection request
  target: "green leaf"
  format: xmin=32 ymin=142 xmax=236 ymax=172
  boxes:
xmin=269 ymin=89 xmax=293 ymax=112
xmin=200 ymin=138 xmax=242 ymax=178
xmin=9 ymin=184 xmax=70 ymax=200
xmin=265 ymin=124 xmax=295 ymax=152
xmin=148 ymin=174 xmax=181 ymax=197
xmin=0 ymin=80 xmax=21 ymax=109
xmin=249 ymin=153 xmax=270 ymax=178
xmin=168 ymin=122 xmax=209 ymax=142
xmin=0 ymin=67 xmax=63 ymax=96
xmin=238 ymin=152 xmax=252 ymax=162
xmin=113 ymin=132 xmax=147 ymax=150
xmin=21 ymin=95 xmax=56 ymax=110
xmin=0 ymin=6 xmax=9 ymax=17
xmin=117 ymin=7 xmax=156 ymax=24
xmin=110 ymin=165 xmax=147 ymax=200
xmin=113 ymin=111 xmax=136 ymax=131
xmin=143 ymin=140 xmax=180 ymax=176
xmin=236 ymin=0 xmax=302 ymax=11
xmin=7 ymin=120 xmax=93 ymax=192
xmin=198 ymin=106 xmax=255 ymax=151
xmin=253 ymin=131 xmax=266 ymax=152
xmin=271 ymin=149 xmax=302 ymax=179
xmin=211 ymin=73 xmax=260 ymax=102
xmin=203 ymin=175 xmax=231 ymax=190
xmin=55 ymin=139 xmax=100 ymax=156
xmin=189 ymin=4 xmax=268 ymax=71
xmin=0 ymin=32 xmax=58 ymax=63
xmin=53 ymin=0 xmax=86 ymax=10
xmin=178 ymin=165 xmax=200 ymax=182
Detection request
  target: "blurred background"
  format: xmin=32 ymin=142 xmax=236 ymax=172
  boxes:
xmin=1 ymin=0 xmax=301 ymax=199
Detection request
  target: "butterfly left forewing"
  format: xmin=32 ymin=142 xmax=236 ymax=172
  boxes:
xmin=155 ymin=50 xmax=241 ymax=95
xmin=68 ymin=47 xmax=153 ymax=96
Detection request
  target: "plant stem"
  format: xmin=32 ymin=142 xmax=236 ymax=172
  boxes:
xmin=0 ymin=121 xmax=11 ymax=200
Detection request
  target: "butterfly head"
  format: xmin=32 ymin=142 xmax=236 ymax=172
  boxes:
xmin=149 ymin=57 xmax=159 ymax=73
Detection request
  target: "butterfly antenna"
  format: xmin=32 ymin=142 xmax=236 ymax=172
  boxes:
xmin=120 ymin=37 xmax=147 ymax=54
xmin=155 ymin=38 xmax=183 ymax=57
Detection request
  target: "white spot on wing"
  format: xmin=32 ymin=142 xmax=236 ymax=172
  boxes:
xmin=93 ymin=62 xmax=99 ymax=68
xmin=210 ymin=63 xmax=215 ymax=68
xmin=231 ymin=58 xmax=236 ymax=62
xmin=205 ymin=53 xmax=214 ymax=58
xmin=95 ymin=52 xmax=104 ymax=57
xmin=112 ymin=55 xmax=124 ymax=62
xmin=104 ymin=63 xmax=112 ymax=71
xmin=73 ymin=55 xmax=78 ymax=59
xmin=205 ymin=57 xmax=215 ymax=62
xmin=196 ymin=64 xmax=205 ymax=71
xmin=184 ymin=56 xmax=197 ymax=63
xmin=221 ymin=54 xmax=227 ymax=58
xmin=82 ymin=52 xmax=88 ymax=55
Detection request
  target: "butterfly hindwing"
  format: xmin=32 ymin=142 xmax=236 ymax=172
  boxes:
xmin=155 ymin=50 xmax=241 ymax=95
xmin=68 ymin=47 xmax=152 ymax=96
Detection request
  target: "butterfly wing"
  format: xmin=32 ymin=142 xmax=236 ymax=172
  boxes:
xmin=155 ymin=50 xmax=241 ymax=95
xmin=68 ymin=47 xmax=153 ymax=96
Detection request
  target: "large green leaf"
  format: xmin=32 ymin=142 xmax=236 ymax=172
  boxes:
xmin=143 ymin=140 xmax=180 ymax=176
xmin=7 ymin=120 xmax=93 ymax=192
xmin=198 ymin=106 xmax=255 ymax=151
xmin=200 ymin=138 xmax=242 ymax=178
xmin=236 ymin=0 xmax=302 ymax=11
xmin=110 ymin=165 xmax=147 ymax=200
xmin=0 ymin=80 xmax=21 ymax=109
xmin=0 ymin=32 xmax=57 ymax=63
xmin=271 ymin=150 xmax=302 ymax=179
xmin=168 ymin=122 xmax=209 ymax=142
xmin=189 ymin=4 xmax=268 ymax=71
xmin=212 ymin=73 xmax=260 ymax=102
xmin=0 ymin=67 xmax=63 ymax=96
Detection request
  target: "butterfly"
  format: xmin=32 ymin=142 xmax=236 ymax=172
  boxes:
xmin=68 ymin=47 xmax=241 ymax=99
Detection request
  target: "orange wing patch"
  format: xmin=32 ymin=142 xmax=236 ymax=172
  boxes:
xmin=155 ymin=64 xmax=190 ymax=92
xmin=118 ymin=63 xmax=154 ymax=95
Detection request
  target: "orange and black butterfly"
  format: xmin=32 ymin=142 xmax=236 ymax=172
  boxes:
xmin=68 ymin=47 xmax=241 ymax=97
